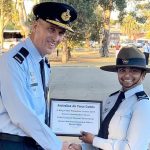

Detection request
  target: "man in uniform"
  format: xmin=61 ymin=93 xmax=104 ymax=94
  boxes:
xmin=0 ymin=2 xmax=77 ymax=150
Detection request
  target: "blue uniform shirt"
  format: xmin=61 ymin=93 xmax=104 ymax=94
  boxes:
xmin=0 ymin=38 xmax=62 ymax=150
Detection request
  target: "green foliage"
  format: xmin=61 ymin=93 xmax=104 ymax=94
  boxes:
xmin=121 ymin=14 xmax=141 ymax=39
xmin=0 ymin=0 xmax=21 ymax=29
xmin=99 ymin=0 xmax=126 ymax=10
xmin=135 ymin=2 xmax=150 ymax=24
xmin=99 ymin=0 xmax=110 ymax=8
xmin=0 ymin=0 xmax=12 ymax=16
xmin=0 ymin=0 xmax=14 ymax=45
xmin=115 ymin=0 xmax=126 ymax=11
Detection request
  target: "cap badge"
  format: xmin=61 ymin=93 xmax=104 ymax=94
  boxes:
xmin=122 ymin=59 xmax=129 ymax=64
xmin=61 ymin=9 xmax=71 ymax=21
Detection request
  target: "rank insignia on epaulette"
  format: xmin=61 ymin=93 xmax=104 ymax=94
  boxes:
xmin=13 ymin=47 xmax=29 ymax=64
xmin=13 ymin=54 xmax=24 ymax=64
xmin=136 ymin=91 xmax=149 ymax=101
xmin=19 ymin=47 xmax=29 ymax=57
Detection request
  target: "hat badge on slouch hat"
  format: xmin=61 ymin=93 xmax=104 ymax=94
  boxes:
xmin=122 ymin=59 xmax=129 ymax=65
xmin=100 ymin=46 xmax=150 ymax=73
xmin=33 ymin=2 xmax=77 ymax=32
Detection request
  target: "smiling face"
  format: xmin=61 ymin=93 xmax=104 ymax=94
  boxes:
xmin=118 ymin=67 xmax=146 ymax=91
xmin=30 ymin=19 xmax=66 ymax=56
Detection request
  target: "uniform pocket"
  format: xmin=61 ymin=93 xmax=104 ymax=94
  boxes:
xmin=28 ymin=71 xmax=41 ymax=98
xmin=30 ymin=82 xmax=40 ymax=97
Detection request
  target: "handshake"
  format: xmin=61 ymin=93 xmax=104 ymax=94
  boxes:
xmin=62 ymin=142 xmax=81 ymax=150
xmin=62 ymin=131 xmax=95 ymax=150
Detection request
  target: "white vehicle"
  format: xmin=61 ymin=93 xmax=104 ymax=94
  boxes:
xmin=3 ymin=30 xmax=23 ymax=50
xmin=135 ymin=39 xmax=150 ymax=48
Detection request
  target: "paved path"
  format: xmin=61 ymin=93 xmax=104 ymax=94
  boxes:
xmin=50 ymin=67 xmax=150 ymax=100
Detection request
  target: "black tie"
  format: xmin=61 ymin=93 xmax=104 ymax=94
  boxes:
xmin=98 ymin=91 xmax=125 ymax=141
xmin=39 ymin=59 xmax=49 ymax=126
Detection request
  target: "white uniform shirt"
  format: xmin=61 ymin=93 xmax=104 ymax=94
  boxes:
xmin=0 ymin=38 xmax=62 ymax=150
xmin=143 ymin=43 xmax=150 ymax=53
xmin=82 ymin=84 xmax=150 ymax=150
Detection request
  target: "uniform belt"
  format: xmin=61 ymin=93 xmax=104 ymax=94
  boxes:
xmin=0 ymin=133 xmax=37 ymax=146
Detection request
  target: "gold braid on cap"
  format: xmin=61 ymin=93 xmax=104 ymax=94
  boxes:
xmin=46 ymin=19 xmax=74 ymax=32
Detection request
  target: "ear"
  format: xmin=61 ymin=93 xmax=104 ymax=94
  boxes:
xmin=31 ymin=20 xmax=38 ymax=32
xmin=142 ymin=71 xmax=146 ymax=80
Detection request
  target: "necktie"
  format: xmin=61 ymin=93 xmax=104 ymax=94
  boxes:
xmin=39 ymin=59 xmax=49 ymax=126
xmin=98 ymin=91 xmax=125 ymax=141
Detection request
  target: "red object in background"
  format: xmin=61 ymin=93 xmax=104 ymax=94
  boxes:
xmin=115 ymin=43 xmax=121 ymax=50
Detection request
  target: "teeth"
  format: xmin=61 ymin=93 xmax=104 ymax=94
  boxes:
xmin=124 ymin=80 xmax=132 ymax=83
xmin=47 ymin=40 xmax=55 ymax=46
xmin=49 ymin=42 xmax=55 ymax=47
xmin=50 ymin=43 xmax=54 ymax=46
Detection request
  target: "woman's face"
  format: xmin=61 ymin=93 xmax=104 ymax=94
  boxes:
xmin=118 ymin=67 xmax=146 ymax=91
xmin=31 ymin=19 xmax=66 ymax=56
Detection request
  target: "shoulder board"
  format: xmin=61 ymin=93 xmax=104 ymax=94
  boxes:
xmin=13 ymin=54 xmax=24 ymax=64
xmin=109 ymin=90 xmax=120 ymax=97
xmin=135 ymin=91 xmax=149 ymax=101
xmin=13 ymin=47 xmax=29 ymax=64
xmin=19 ymin=47 xmax=29 ymax=58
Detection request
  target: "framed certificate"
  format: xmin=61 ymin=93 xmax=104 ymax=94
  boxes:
xmin=49 ymin=98 xmax=102 ymax=136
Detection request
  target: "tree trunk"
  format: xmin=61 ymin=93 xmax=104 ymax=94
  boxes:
xmin=17 ymin=0 xmax=30 ymax=37
xmin=0 ymin=1 xmax=4 ymax=49
xmin=61 ymin=38 xmax=68 ymax=63
xmin=0 ymin=4 xmax=9 ymax=49
xmin=101 ymin=8 xmax=111 ymax=57
xmin=0 ymin=18 xmax=4 ymax=49
xmin=85 ymin=31 xmax=91 ymax=49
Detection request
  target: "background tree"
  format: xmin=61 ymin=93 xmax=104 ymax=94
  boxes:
xmin=15 ymin=0 xmax=30 ymax=37
xmin=121 ymin=14 xmax=141 ymax=40
xmin=99 ymin=0 xmax=127 ymax=56
xmin=0 ymin=0 xmax=30 ymax=49
xmin=0 ymin=0 xmax=13 ymax=48
xmin=135 ymin=1 xmax=150 ymax=38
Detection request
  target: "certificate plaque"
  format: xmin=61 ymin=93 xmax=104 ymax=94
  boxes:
xmin=50 ymin=98 xmax=102 ymax=136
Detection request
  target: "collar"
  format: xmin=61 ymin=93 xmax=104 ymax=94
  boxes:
xmin=123 ymin=84 xmax=144 ymax=99
xmin=25 ymin=37 xmax=43 ymax=63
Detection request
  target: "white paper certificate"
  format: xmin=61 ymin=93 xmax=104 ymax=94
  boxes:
xmin=50 ymin=99 xmax=102 ymax=136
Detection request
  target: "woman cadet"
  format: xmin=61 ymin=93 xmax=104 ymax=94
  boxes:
xmin=69 ymin=46 xmax=150 ymax=150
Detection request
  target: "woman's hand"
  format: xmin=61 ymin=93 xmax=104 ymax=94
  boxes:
xmin=79 ymin=131 xmax=95 ymax=144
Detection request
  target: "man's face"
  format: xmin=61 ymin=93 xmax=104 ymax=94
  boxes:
xmin=117 ymin=67 xmax=145 ymax=91
xmin=31 ymin=19 xmax=66 ymax=56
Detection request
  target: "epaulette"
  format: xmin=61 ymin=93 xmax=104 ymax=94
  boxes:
xmin=135 ymin=91 xmax=149 ymax=101
xmin=109 ymin=90 xmax=120 ymax=97
xmin=13 ymin=47 xmax=29 ymax=64
xmin=45 ymin=57 xmax=50 ymax=68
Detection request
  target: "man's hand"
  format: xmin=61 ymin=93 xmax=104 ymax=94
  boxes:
xmin=62 ymin=142 xmax=71 ymax=150
xmin=68 ymin=143 xmax=82 ymax=150
xmin=79 ymin=131 xmax=94 ymax=144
